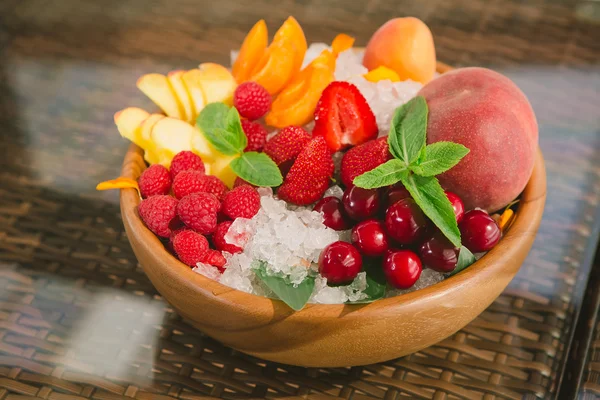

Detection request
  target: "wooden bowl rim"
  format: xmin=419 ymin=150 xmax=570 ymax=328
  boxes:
xmin=119 ymin=61 xmax=546 ymax=319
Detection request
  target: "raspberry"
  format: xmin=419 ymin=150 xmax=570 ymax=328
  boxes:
xmin=221 ymin=185 xmax=260 ymax=219
xmin=241 ymin=119 xmax=268 ymax=152
xmin=202 ymin=249 xmax=227 ymax=270
xmin=172 ymin=171 xmax=228 ymax=200
xmin=170 ymin=151 xmax=205 ymax=179
xmin=138 ymin=195 xmax=180 ymax=238
xmin=213 ymin=221 xmax=243 ymax=254
xmin=176 ymin=192 xmax=221 ymax=234
xmin=172 ymin=230 xmax=209 ymax=267
xmin=233 ymin=177 xmax=256 ymax=188
xmin=233 ymin=81 xmax=271 ymax=120
xmin=138 ymin=164 xmax=171 ymax=198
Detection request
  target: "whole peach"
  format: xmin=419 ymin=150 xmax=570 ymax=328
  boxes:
xmin=363 ymin=17 xmax=436 ymax=84
xmin=418 ymin=67 xmax=538 ymax=212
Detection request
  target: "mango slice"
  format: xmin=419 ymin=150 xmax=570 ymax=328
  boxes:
xmin=136 ymin=73 xmax=184 ymax=119
xmin=233 ymin=19 xmax=268 ymax=83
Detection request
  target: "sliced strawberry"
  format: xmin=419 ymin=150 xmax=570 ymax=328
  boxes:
xmin=312 ymin=81 xmax=378 ymax=152
xmin=264 ymin=126 xmax=311 ymax=166
xmin=277 ymin=136 xmax=334 ymax=205
xmin=340 ymin=137 xmax=393 ymax=187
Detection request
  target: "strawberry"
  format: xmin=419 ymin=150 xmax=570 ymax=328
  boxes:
xmin=340 ymin=137 xmax=392 ymax=187
xmin=312 ymin=81 xmax=378 ymax=152
xmin=277 ymin=136 xmax=334 ymax=205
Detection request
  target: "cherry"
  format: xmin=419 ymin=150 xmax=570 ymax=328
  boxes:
xmin=342 ymin=186 xmax=381 ymax=221
xmin=384 ymin=198 xmax=428 ymax=245
xmin=459 ymin=209 xmax=501 ymax=253
xmin=314 ymin=196 xmax=352 ymax=231
xmin=383 ymin=250 xmax=422 ymax=289
xmin=445 ymin=191 xmax=465 ymax=223
xmin=319 ymin=241 xmax=363 ymax=284
xmin=351 ymin=219 xmax=389 ymax=256
xmin=385 ymin=185 xmax=411 ymax=207
xmin=419 ymin=231 xmax=459 ymax=272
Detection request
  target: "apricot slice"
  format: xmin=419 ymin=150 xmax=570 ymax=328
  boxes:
xmin=363 ymin=17 xmax=436 ymax=84
xmin=331 ymin=33 xmax=355 ymax=55
xmin=271 ymin=16 xmax=307 ymax=75
xmin=248 ymin=43 xmax=297 ymax=95
xmin=265 ymin=50 xmax=335 ymax=128
xmin=232 ymin=19 xmax=268 ymax=83
xmin=136 ymin=73 xmax=184 ymax=119
xmin=363 ymin=66 xmax=401 ymax=82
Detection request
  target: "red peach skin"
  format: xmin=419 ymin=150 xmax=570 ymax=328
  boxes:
xmin=418 ymin=67 xmax=538 ymax=212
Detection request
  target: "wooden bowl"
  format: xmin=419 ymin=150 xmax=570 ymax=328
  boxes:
xmin=119 ymin=63 xmax=546 ymax=367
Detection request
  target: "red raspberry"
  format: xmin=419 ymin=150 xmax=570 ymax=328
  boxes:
xmin=221 ymin=185 xmax=260 ymax=219
xmin=213 ymin=221 xmax=243 ymax=254
xmin=172 ymin=171 xmax=228 ymax=200
xmin=172 ymin=230 xmax=209 ymax=267
xmin=170 ymin=151 xmax=205 ymax=179
xmin=202 ymin=249 xmax=227 ymax=270
xmin=233 ymin=81 xmax=271 ymax=120
xmin=138 ymin=164 xmax=171 ymax=198
xmin=138 ymin=195 xmax=180 ymax=238
xmin=177 ymin=192 xmax=221 ymax=234
xmin=233 ymin=177 xmax=256 ymax=188
xmin=241 ymin=119 xmax=268 ymax=152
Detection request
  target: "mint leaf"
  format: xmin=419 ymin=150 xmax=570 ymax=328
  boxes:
xmin=230 ymin=152 xmax=283 ymax=187
xmin=353 ymin=159 xmax=408 ymax=189
xmin=388 ymin=96 xmax=428 ymax=165
xmin=346 ymin=260 xmax=387 ymax=304
xmin=196 ymin=103 xmax=245 ymax=156
xmin=447 ymin=246 xmax=476 ymax=277
xmin=254 ymin=262 xmax=315 ymax=311
xmin=401 ymin=173 xmax=461 ymax=247
xmin=411 ymin=142 xmax=469 ymax=177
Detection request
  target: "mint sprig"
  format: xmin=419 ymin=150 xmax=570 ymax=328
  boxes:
xmin=353 ymin=96 xmax=469 ymax=247
xmin=254 ymin=261 xmax=315 ymax=311
xmin=196 ymin=103 xmax=282 ymax=187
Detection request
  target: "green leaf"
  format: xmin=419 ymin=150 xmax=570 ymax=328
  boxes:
xmin=196 ymin=103 xmax=246 ymax=156
xmin=353 ymin=159 xmax=408 ymax=189
xmin=254 ymin=263 xmax=315 ymax=311
xmin=401 ymin=173 xmax=461 ymax=247
xmin=411 ymin=142 xmax=469 ymax=177
xmin=388 ymin=96 xmax=428 ymax=165
xmin=230 ymin=152 xmax=283 ymax=187
xmin=447 ymin=246 xmax=476 ymax=277
xmin=346 ymin=260 xmax=387 ymax=304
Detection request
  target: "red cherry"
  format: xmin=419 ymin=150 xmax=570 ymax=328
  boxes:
xmin=319 ymin=241 xmax=363 ymax=284
xmin=385 ymin=186 xmax=411 ymax=208
xmin=351 ymin=219 xmax=389 ymax=256
xmin=342 ymin=186 xmax=381 ymax=221
xmin=384 ymin=198 xmax=428 ymax=245
xmin=383 ymin=250 xmax=422 ymax=289
xmin=419 ymin=231 xmax=459 ymax=272
xmin=445 ymin=191 xmax=465 ymax=223
xmin=459 ymin=209 xmax=501 ymax=252
xmin=314 ymin=197 xmax=352 ymax=231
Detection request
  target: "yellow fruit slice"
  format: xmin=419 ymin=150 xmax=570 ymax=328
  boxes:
xmin=210 ymin=155 xmax=238 ymax=188
xmin=331 ymin=33 xmax=355 ymax=55
xmin=168 ymin=70 xmax=195 ymax=122
xmin=191 ymin=129 xmax=218 ymax=164
xmin=196 ymin=63 xmax=237 ymax=105
xmin=150 ymin=117 xmax=195 ymax=167
xmin=96 ymin=177 xmax=140 ymax=196
xmin=114 ymin=107 xmax=150 ymax=147
xmin=182 ymin=69 xmax=207 ymax=119
xmin=364 ymin=66 xmax=401 ymax=82
xmin=136 ymin=73 xmax=184 ymax=119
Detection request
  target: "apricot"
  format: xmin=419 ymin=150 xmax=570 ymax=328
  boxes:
xmin=418 ymin=67 xmax=538 ymax=212
xmin=363 ymin=17 xmax=436 ymax=84
xmin=232 ymin=19 xmax=268 ymax=83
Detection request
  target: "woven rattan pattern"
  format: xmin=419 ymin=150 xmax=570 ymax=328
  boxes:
xmin=1 ymin=0 xmax=600 ymax=398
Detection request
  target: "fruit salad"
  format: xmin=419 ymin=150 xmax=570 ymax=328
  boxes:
xmin=100 ymin=16 xmax=537 ymax=310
